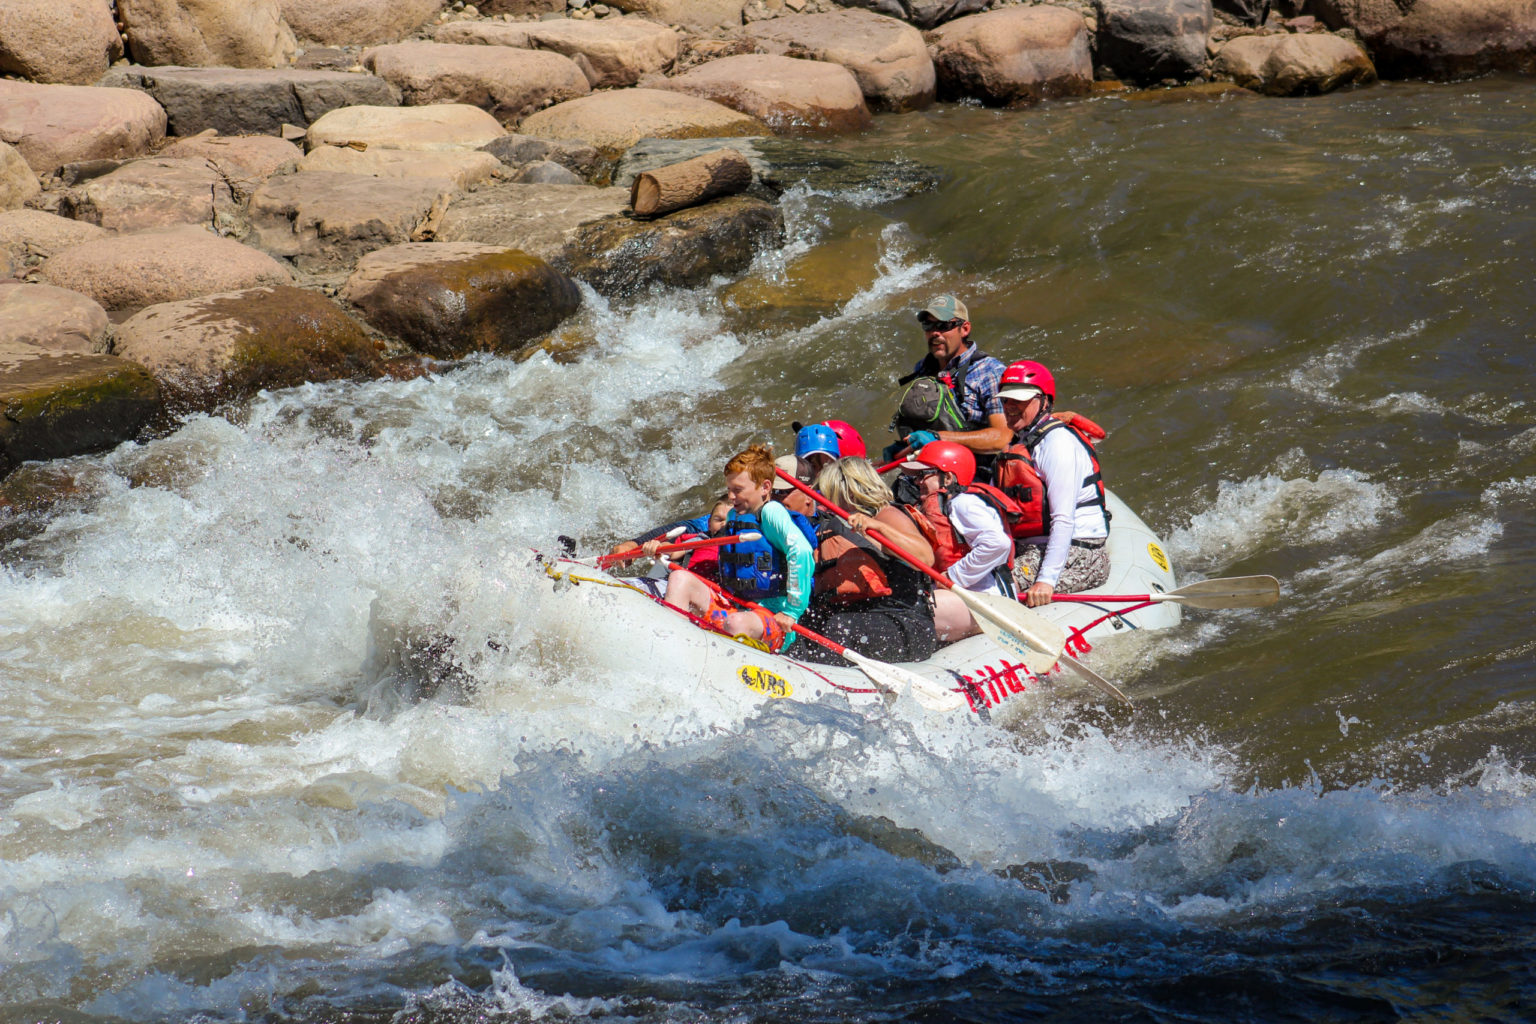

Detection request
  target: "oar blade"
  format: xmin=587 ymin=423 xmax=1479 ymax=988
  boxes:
xmin=1060 ymin=654 xmax=1133 ymax=707
xmin=843 ymin=650 xmax=967 ymax=713
xmin=958 ymin=589 xmax=1066 ymax=674
xmin=1164 ymin=575 xmax=1280 ymax=609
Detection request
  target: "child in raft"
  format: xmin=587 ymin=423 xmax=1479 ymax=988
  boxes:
xmin=658 ymin=444 xmax=816 ymax=652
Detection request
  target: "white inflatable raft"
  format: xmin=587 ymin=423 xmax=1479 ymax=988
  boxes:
xmin=537 ymin=491 xmax=1178 ymax=716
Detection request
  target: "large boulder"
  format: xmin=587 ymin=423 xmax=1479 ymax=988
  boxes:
xmin=246 ymin=171 xmax=457 ymax=272
xmin=306 ymin=104 xmax=506 ymax=153
xmin=341 ymin=242 xmax=582 ymax=358
xmin=0 ymin=143 xmax=41 ymax=211
xmin=927 ymin=6 xmax=1093 ymax=105
xmin=280 ymin=0 xmax=444 ymax=47
xmin=561 ymin=194 xmax=783 ymax=297
xmin=117 ymin=0 xmax=298 ymax=68
xmin=159 ymin=132 xmax=305 ymax=181
xmin=299 ymin=146 xmax=503 ymax=188
xmin=0 ymin=211 xmax=109 ymax=273
xmin=1092 ymin=0 xmax=1214 ymax=84
xmin=745 ymin=10 xmax=935 ymax=112
xmin=1214 ymin=32 xmax=1377 ymax=94
xmin=518 ymin=88 xmax=767 ymax=159
xmin=362 ymin=41 xmax=591 ymax=125
xmin=41 ymin=226 xmax=293 ymax=311
xmin=605 ymin=0 xmax=746 ymax=31
xmin=436 ymin=183 xmax=631 ymax=262
xmin=656 ymin=54 xmax=872 ymax=133
xmin=838 ymin=0 xmax=987 ymax=31
xmin=0 ymin=0 xmax=124 ymax=86
xmin=57 ymin=157 xmax=240 ymax=233
xmin=0 ymin=283 xmax=111 ymax=355
xmin=434 ymin=18 xmax=679 ymax=89
xmin=112 ymin=285 xmax=381 ymax=414
xmin=1311 ymin=0 xmax=1536 ymax=79
xmin=0 ymin=81 xmax=167 ymax=175
xmin=0 ymin=350 xmax=160 ymax=478
xmin=99 ymin=66 xmax=401 ymax=137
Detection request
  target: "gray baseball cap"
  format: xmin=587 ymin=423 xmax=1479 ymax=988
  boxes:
xmin=917 ymin=294 xmax=968 ymax=322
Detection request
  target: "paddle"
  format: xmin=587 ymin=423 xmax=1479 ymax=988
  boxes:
xmin=674 ymin=566 xmax=966 ymax=713
xmin=596 ymin=532 xmax=760 ymax=568
xmin=774 ymin=468 xmax=1066 ymax=676
xmin=1050 ymin=575 xmax=1280 ymax=610
xmin=1058 ymin=654 xmax=1132 ymax=706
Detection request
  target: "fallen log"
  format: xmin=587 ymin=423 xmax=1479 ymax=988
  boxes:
xmin=629 ymin=148 xmax=752 ymax=218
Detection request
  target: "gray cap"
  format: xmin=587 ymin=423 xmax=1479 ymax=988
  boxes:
xmin=917 ymin=294 xmax=968 ymax=323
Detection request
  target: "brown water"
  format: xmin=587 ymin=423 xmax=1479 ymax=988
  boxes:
xmin=1 ymin=76 xmax=1534 ymax=1024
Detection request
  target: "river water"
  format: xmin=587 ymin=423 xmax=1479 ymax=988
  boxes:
xmin=2 ymin=76 xmax=1534 ymax=1023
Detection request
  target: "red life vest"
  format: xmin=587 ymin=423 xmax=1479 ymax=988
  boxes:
xmin=994 ymin=411 xmax=1110 ymax=538
xmin=813 ymin=520 xmax=894 ymax=605
xmin=902 ymin=483 xmax=1022 ymax=572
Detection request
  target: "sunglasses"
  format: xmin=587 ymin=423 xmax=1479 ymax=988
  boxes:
xmin=920 ymin=318 xmax=964 ymax=332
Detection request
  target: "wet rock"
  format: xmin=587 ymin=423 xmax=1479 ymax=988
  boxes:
xmin=513 ymin=159 xmax=585 ymax=184
xmin=722 ymin=221 xmax=882 ymax=312
xmin=436 ymin=182 xmax=630 ymax=262
xmin=839 ymin=813 xmax=963 ymax=872
xmin=0 ymin=0 xmax=124 ymax=86
xmin=561 ymin=193 xmax=783 ymax=297
xmin=113 ymin=285 xmax=380 ymax=415
xmin=839 ymin=0 xmax=987 ymax=31
xmin=279 ymin=0 xmax=445 ymax=47
xmin=57 ymin=157 xmax=239 ymax=233
xmin=99 ymin=65 xmax=401 ymax=137
xmin=612 ymin=135 xmax=941 ymax=198
xmin=479 ymin=133 xmax=607 ymax=181
xmin=1213 ymin=0 xmax=1269 ymax=28
xmin=1092 ymin=0 xmax=1213 ymax=84
xmin=0 ymin=80 xmax=167 ymax=175
xmin=604 ymin=0 xmax=746 ymax=31
xmin=435 ymin=18 xmax=679 ymax=89
xmin=0 ymin=143 xmax=41 ymax=211
xmin=518 ymin=88 xmax=767 ymax=160
xmin=159 ymin=132 xmax=304 ymax=182
xmin=0 ymin=211 xmax=109 ymax=273
xmin=0 ymin=282 xmax=111 ymax=354
xmin=0 ymin=350 xmax=160 ymax=478
xmin=1310 ymin=0 xmax=1536 ymax=79
xmin=363 ymin=41 xmax=591 ymax=126
xmin=299 ymin=145 xmax=502 ymax=188
xmin=306 ymin=103 xmax=506 ymax=153
xmin=341 ymin=242 xmax=581 ymax=358
xmin=117 ymin=0 xmax=298 ymax=69
xmin=246 ymin=171 xmax=457 ymax=273
xmin=1214 ymin=32 xmax=1376 ymax=94
xmin=927 ymin=5 xmax=1093 ymax=105
xmin=656 ymin=54 xmax=873 ymax=133
xmin=41 ymin=226 xmax=293 ymax=311
xmin=996 ymin=859 xmax=1095 ymax=903
xmin=745 ymin=9 xmax=936 ymax=112
xmin=1122 ymin=79 xmax=1259 ymax=101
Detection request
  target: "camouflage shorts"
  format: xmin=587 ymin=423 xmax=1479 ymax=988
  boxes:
xmin=1012 ymin=541 xmax=1111 ymax=595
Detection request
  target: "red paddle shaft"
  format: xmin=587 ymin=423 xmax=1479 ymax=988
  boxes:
xmin=596 ymin=533 xmax=756 ymax=568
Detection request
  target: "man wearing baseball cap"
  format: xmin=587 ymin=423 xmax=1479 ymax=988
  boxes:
xmin=893 ymin=294 xmax=1011 ymax=480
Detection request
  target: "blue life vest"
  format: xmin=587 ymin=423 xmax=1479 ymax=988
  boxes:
xmin=718 ymin=502 xmax=817 ymax=600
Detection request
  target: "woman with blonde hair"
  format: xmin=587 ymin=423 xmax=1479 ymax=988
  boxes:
xmin=796 ymin=456 xmax=940 ymax=664
xmin=658 ymin=444 xmax=816 ymax=652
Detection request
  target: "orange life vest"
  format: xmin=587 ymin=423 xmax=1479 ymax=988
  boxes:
xmin=994 ymin=411 xmax=1110 ymax=538
xmin=902 ymin=483 xmax=1021 ymax=572
xmin=813 ymin=521 xmax=894 ymax=605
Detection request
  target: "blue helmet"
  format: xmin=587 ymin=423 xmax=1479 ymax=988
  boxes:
xmin=795 ymin=423 xmax=840 ymax=460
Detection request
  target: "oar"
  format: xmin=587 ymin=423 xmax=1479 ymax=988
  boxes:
xmin=1050 ymin=575 xmax=1280 ymax=610
xmin=596 ymin=532 xmax=760 ymax=568
xmin=1058 ymin=654 xmax=1132 ymax=707
xmin=774 ymin=469 xmax=1066 ymax=676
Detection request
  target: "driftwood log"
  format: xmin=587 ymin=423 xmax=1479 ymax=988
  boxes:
xmin=629 ymin=148 xmax=753 ymax=218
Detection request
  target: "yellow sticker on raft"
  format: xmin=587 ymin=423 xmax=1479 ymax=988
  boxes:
xmin=1148 ymin=542 xmax=1170 ymax=573
xmin=740 ymin=665 xmax=792 ymax=699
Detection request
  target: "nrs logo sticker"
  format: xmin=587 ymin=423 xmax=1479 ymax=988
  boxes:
xmin=739 ymin=665 xmax=792 ymax=698
xmin=1147 ymin=542 xmax=1169 ymax=573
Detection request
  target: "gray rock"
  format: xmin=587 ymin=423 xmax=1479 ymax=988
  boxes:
xmin=836 ymin=0 xmax=986 ymax=30
xmin=98 ymin=65 xmax=401 ymax=137
xmin=513 ymin=160 xmax=585 ymax=185
xmin=479 ymin=133 xmax=608 ymax=182
xmin=1093 ymin=0 xmax=1214 ymax=83
xmin=1213 ymin=0 xmax=1269 ymax=27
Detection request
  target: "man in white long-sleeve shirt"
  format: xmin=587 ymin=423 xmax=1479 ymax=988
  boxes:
xmin=997 ymin=361 xmax=1111 ymax=607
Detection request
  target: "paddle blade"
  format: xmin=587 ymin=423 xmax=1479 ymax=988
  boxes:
xmin=958 ymin=589 xmax=1066 ymax=675
xmin=843 ymin=650 xmax=967 ymax=712
xmin=1162 ymin=575 xmax=1280 ymax=609
xmin=1060 ymin=654 xmax=1133 ymax=707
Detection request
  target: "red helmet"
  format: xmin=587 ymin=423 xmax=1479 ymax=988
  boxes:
xmin=911 ymin=440 xmax=975 ymax=487
xmin=822 ymin=420 xmax=866 ymax=459
xmin=998 ymin=360 xmax=1055 ymax=403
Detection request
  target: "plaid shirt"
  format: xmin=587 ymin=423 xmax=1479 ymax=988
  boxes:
xmin=911 ymin=342 xmax=1006 ymax=429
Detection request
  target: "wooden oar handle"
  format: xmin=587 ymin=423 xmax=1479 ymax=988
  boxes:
xmin=774 ymin=468 xmax=954 ymax=592
xmin=597 ymin=532 xmax=756 ymax=568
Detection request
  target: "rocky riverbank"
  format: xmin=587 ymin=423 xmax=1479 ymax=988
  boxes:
xmin=1 ymin=0 xmax=1531 ymax=479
